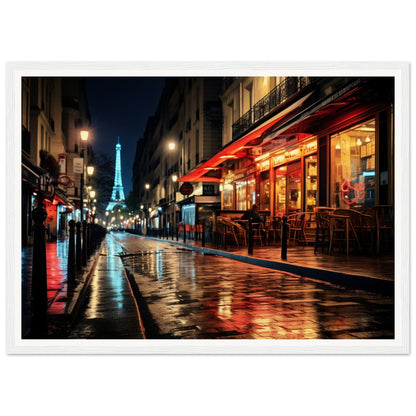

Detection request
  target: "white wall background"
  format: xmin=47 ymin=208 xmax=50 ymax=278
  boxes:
xmin=1 ymin=1 xmax=414 ymax=415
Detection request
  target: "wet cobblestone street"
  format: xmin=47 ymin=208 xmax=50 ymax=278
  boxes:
xmin=113 ymin=233 xmax=394 ymax=340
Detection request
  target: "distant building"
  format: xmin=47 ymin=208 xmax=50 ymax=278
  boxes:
xmin=21 ymin=77 xmax=91 ymax=246
xmin=133 ymin=77 xmax=223 ymax=234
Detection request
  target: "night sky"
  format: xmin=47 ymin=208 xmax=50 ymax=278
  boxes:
xmin=85 ymin=77 xmax=165 ymax=196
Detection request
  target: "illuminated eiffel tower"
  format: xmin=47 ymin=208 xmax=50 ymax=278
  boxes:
xmin=106 ymin=137 xmax=127 ymax=212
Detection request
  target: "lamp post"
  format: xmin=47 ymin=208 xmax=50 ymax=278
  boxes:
xmin=79 ymin=130 xmax=89 ymax=221
xmin=168 ymin=141 xmax=179 ymax=238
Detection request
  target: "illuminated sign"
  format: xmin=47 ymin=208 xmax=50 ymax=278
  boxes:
xmin=303 ymin=140 xmax=317 ymax=154
xmin=259 ymin=160 xmax=270 ymax=171
xmin=272 ymin=154 xmax=286 ymax=167
xmin=341 ymin=179 xmax=365 ymax=205
xmin=179 ymin=182 xmax=194 ymax=196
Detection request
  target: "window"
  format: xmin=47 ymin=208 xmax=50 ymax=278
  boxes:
xmin=330 ymin=119 xmax=376 ymax=208
xmin=236 ymin=180 xmax=247 ymax=210
xmin=259 ymin=171 xmax=270 ymax=211
xmin=236 ymin=177 xmax=255 ymax=211
xmin=305 ymin=155 xmax=317 ymax=211
xmin=223 ymin=183 xmax=233 ymax=209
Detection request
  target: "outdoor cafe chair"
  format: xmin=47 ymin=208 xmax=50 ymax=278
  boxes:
xmin=287 ymin=213 xmax=306 ymax=245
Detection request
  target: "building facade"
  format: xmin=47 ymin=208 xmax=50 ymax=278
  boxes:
xmin=21 ymin=77 xmax=92 ymax=246
xmin=179 ymin=76 xmax=394 ymax=218
xmin=133 ymin=77 xmax=223 ymax=234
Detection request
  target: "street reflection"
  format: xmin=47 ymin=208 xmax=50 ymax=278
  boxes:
xmin=117 ymin=234 xmax=394 ymax=340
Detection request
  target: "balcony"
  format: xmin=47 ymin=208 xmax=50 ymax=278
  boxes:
xmin=232 ymin=77 xmax=311 ymax=141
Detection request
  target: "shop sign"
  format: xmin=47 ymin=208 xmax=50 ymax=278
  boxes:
xmin=58 ymin=154 xmax=66 ymax=174
xmin=179 ymin=182 xmax=194 ymax=196
xmin=272 ymin=153 xmax=286 ymax=167
xmin=285 ymin=148 xmax=301 ymax=162
xmin=258 ymin=160 xmax=270 ymax=171
xmin=73 ymin=157 xmax=84 ymax=174
xmin=302 ymin=140 xmax=318 ymax=155
xmin=203 ymin=184 xmax=215 ymax=196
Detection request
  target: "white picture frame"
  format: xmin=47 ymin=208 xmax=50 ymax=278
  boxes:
xmin=6 ymin=61 xmax=410 ymax=354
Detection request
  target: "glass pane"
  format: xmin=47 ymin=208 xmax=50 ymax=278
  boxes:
xmin=275 ymin=165 xmax=287 ymax=214
xmin=223 ymin=183 xmax=233 ymax=209
xmin=247 ymin=178 xmax=256 ymax=209
xmin=305 ymin=154 xmax=317 ymax=212
xmin=330 ymin=119 xmax=376 ymax=208
xmin=259 ymin=171 xmax=270 ymax=211
xmin=236 ymin=180 xmax=247 ymax=210
xmin=287 ymin=161 xmax=301 ymax=213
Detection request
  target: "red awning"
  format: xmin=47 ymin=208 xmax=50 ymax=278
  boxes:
xmin=178 ymin=92 xmax=313 ymax=183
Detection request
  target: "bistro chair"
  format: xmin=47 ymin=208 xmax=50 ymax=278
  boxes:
xmin=216 ymin=216 xmax=239 ymax=247
xmin=314 ymin=210 xmax=332 ymax=253
xmin=287 ymin=213 xmax=306 ymax=245
xmin=251 ymin=222 xmax=264 ymax=246
xmin=329 ymin=209 xmax=362 ymax=255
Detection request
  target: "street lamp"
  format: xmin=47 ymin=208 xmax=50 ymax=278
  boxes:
xmin=87 ymin=165 xmax=95 ymax=176
xmin=168 ymin=141 xmax=176 ymax=151
xmin=145 ymin=183 xmax=150 ymax=190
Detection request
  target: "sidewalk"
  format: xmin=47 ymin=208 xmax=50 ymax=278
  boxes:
xmin=134 ymin=234 xmax=394 ymax=295
xmin=22 ymin=237 xmax=104 ymax=337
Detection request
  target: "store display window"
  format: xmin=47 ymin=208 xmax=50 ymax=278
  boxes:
xmin=305 ymin=155 xmax=317 ymax=211
xmin=330 ymin=119 xmax=376 ymax=208
xmin=236 ymin=180 xmax=247 ymax=210
xmin=236 ymin=177 xmax=256 ymax=210
xmin=274 ymin=165 xmax=287 ymax=214
xmin=287 ymin=161 xmax=302 ymax=213
xmin=259 ymin=171 xmax=270 ymax=211
xmin=222 ymin=182 xmax=234 ymax=209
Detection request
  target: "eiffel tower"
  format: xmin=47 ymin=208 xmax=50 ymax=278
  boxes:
xmin=106 ymin=137 xmax=127 ymax=212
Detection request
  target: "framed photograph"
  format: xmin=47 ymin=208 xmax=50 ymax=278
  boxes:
xmin=6 ymin=61 xmax=410 ymax=354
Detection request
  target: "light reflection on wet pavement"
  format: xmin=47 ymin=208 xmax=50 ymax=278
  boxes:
xmin=114 ymin=233 xmax=394 ymax=340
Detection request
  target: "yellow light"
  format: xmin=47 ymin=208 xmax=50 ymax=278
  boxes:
xmin=87 ymin=165 xmax=95 ymax=176
xmin=145 ymin=183 xmax=150 ymax=190
xmin=168 ymin=142 xmax=176 ymax=151
xmin=90 ymin=190 xmax=96 ymax=198
xmin=172 ymin=174 xmax=178 ymax=182
xmin=80 ymin=130 xmax=89 ymax=141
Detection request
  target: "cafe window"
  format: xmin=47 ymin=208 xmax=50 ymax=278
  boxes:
xmin=275 ymin=165 xmax=287 ymax=214
xmin=259 ymin=171 xmax=270 ymax=211
xmin=223 ymin=183 xmax=234 ymax=209
xmin=236 ymin=180 xmax=247 ymax=210
xmin=330 ymin=119 xmax=376 ymax=208
xmin=305 ymin=155 xmax=317 ymax=212
xmin=236 ymin=177 xmax=255 ymax=210
xmin=287 ymin=161 xmax=302 ymax=213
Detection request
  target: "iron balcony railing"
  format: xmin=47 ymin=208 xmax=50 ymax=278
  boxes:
xmin=232 ymin=77 xmax=310 ymax=141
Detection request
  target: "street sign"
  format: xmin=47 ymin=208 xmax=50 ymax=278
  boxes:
xmin=179 ymin=182 xmax=194 ymax=196
xmin=73 ymin=157 xmax=83 ymax=174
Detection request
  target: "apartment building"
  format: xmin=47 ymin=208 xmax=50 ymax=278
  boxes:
xmin=21 ymin=77 xmax=91 ymax=246
xmin=133 ymin=77 xmax=223 ymax=233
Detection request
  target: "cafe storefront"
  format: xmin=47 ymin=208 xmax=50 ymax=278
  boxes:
xmin=178 ymin=77 xmax=394 ymax=218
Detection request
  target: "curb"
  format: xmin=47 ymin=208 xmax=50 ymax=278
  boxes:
xmin=47 ymin=239 xmax=106 ymax=330
xmin=133 ymin=234 xmax=394 ymax=296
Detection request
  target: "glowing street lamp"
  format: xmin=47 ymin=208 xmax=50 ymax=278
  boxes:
xmin=79 ymin=130 xmax=89 ymax=221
